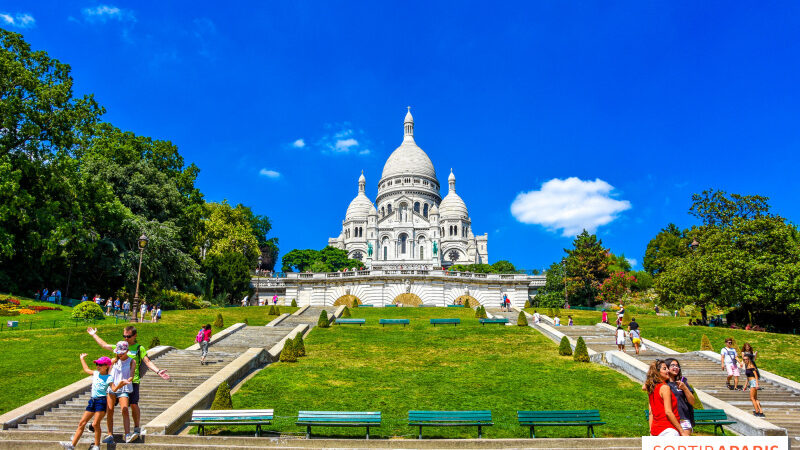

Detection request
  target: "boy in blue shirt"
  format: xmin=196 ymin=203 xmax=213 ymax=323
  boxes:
xmin=60 ymin=354 xmax=129 ymax=450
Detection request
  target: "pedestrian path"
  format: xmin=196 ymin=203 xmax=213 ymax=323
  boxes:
xmin=485 ymin=307 xmax=519 ymax=323
xmin=557 ymin=325 xmax=663 ymax=358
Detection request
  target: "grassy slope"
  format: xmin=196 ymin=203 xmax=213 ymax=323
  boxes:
xmin=0 ymin=304 xmax=295 ymax=415
xmin=531 ymin=309 xmax=800 ymax=382
xmin=229 ymin=307 xmax=650 ymax=438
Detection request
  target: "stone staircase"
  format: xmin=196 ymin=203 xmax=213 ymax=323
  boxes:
xmin=211 ymin=326 xmax=292 ymax=353
xmin=485 ymin=307 xmax=519 ymax=323
xmin=14 ymin=348 xmax=239 ymax=434
xmin=631 ymin=352 xmax=800 ymax=441
xmin=557 ymin=325 xmax=664 ymax=358
xmin=275 ymin=307 xmax=325 ymax=328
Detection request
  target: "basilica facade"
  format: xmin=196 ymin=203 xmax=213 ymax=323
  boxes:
xmin=328 ymin=109 xmax=488 ymax=268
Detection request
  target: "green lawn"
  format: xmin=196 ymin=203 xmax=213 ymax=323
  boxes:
xmin=0 ymin=304 xmax=295 ymax=415
xmin=226 ymin=307 xmax=650 ymax=438
xmin=530 ymin=309 xmax=800 ymax=382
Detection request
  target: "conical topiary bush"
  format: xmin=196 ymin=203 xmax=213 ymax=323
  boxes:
xmin=213 ymin=313 xmax=224 ymax=328
xmin=464 ymin=299 xmax=471 ymax=308
xmin=274 ymin=306 xmax=280 ymax=315
xmin=517 ymin=311 xmax=528 ymax=326
xmin=351 ymin=298 xmax=359 ymax=308
xmin=294 ymin=334 xmax=306 ymax=357
xmin=573 ymin=336 xmax=590 ymax=362
xmin=524 ymin=300 xmax=531 ymax=309
xmin=701 ymin=334 xmax=713 ymax=351
xmin=280 ymin=337 xmax=297 ymax=362
xmin=474 ymin=305 xmax=483 ymax=318
xmin=267 ymin=305 xmax=276 ymax=315
xmin=317 ymin=310 xmax=329 ymax=328
xmin=558 ymin=336 xmax=573 ymax=356
xmin=149 ymin=336 xmax=161 ymax=348
xmin=341 ymin=306 xmax=351 ymax=318
xmin=211 ymin=381 xmax=232 ymax=409
xmin=291 ymin=298 xmax=297 ymax=307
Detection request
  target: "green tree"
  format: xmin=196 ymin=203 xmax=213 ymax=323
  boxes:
xmin=535 ymin=262 xmax=566 ymax=308
xmin=282 ymin=246 xmax=361 ymax=273
xmin=607 ymin=253 xmax=632 ymax=273
xmin=630 ymin=270 xmax=653 ymax=292
xmin=689 ymin=189 xmax=770 ymax=228
xmin=597 ymin=272 xmax=637 ymax=305
xmin=558 ymin=336 xmax=572 ymax=356
xmin=564 ymin=230 xmax=609 ymax=306
xmin=491 ymin=260 xmax=517 ymax=273
xmin=573 ymin=337 xmax=590 ymax=362
xmin=203 ymin=251 xmax=251 ymax=304
xmin=643 ymin=223 xmax=688 ymax=276
xmin=517 ymin=311 xmax=528 ymax=326
xmin=211 ymin=381 xmax=232 ymax=409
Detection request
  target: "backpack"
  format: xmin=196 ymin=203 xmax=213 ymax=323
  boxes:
xmin=196 ymin=329 xmax=204 ymax=343
xmin=129 ymin=343 xmax=147 ymax=378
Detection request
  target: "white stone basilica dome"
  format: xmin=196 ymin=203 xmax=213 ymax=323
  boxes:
xmin=345 ymin=171 xmax=376 ymax=220
xmin=380 ymin=109 xmax=438 ymax=181
xmin=439 ymin=169 xmax=468 ymax=218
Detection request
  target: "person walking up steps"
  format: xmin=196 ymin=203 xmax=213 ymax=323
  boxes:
xmin=743 ymin=354 xmax=764 ymax=416
xmin=533 ymin=310 xmax=540 ymax=324
xmin=59 ymin=354 xmax=123 ymax=450
xmin=87 ymin=326 xmax=170 ymax=443
xmin=615 ymin=325 xmax=627 ymax=352
xmin=721 ymin=338 xmax=741 ymax=391
xmin=629 ymin=318 xmax=642 ymax=355
xmin=645 ymin=359 xmax=688 ymax=436
xmin=197 ymin=324 xmax=212 ymax=365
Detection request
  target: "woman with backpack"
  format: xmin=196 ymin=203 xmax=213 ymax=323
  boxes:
xmin=196 ymin=324 xmax=212 ymax=365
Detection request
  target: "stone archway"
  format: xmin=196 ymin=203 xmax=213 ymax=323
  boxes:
xmin=333 ymin=295 xmax=361 ymax=307
xmin=392 ymin=293 xmax=422 ymax=306
xmin=453 ymin=295 xmax=478 ymax=307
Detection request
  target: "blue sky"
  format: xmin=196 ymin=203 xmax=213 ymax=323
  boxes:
xmin=4 ymin=2 xmax=800 ymax=271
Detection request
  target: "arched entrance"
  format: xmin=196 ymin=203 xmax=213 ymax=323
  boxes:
xmin=333 ymin=295 xmax=361 ymax=307
xmin=392 ymin=293 xmax=422 ymax=306
xmin=453 ymin=295 xmax=478 ymax=307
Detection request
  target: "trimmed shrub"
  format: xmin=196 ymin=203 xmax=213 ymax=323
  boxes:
xmin=701 ymin=334 xmax=713 ymax=351
xmin=149 ymin=336 xmax=161 ymax=348
xmin=274 ymin=306 xmax=281 ymax=315
xmin=558 ymin=336 xmax=573 ymax=356
xmin=573 ymin=336 xmax=590 ymax=362
xmin=464 ymin=299 xmax=471 ymax=308
xmin=294 ymin=335 xmax=306 ymax=357
xmin=280 ymin=338 xmax=297 ymax=362
xmin=517 ymin=311 xmax=528 ymax=326
xmin=243 ymin=318 xmax=249 ymax=325
xmin=351 ymin=298 xmax=359 ymax=307
xmin=71 ymin=301 xmax=105 ymax=321
xmin=524 ymin=300 xmax=531 ymax=309
xmin=213 ymin=313 xmax=224 ymax=328
xmin=317 ymin=310 xmax=329 ymax=328
xmin=211 ymin=381 xmax=232 ymax=409
xmin=341 ymin=306 xmax=351 ymax=318
xmin=291 ymin=298 xmax=297 ymax=307
xmin=267 ymin=305 xmax=276 ymax=315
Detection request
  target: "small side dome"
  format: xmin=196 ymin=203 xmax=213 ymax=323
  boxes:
xmin=345 ymin=194 xmax=375 ymax=221
xmin=430 ymin=203 xmax=439 ymax=215
xmin=439 ymin=192 xmax=468 ymax=219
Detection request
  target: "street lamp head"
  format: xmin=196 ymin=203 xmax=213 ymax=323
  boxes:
xmin=138 ymin=234 xmax=149 ymax=249
xmin=258 ymin=255 xmax=263 ymax=263
xmin=690 ymin=239 xmax=699 ymax=250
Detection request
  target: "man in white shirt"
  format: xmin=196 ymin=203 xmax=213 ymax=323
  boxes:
xmin=533 ymin=310 xmax=541 ymax=324
xmin=721 ymin=338 xmax=741 ymax=390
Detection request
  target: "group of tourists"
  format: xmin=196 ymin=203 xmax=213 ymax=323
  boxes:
xmin=34 ymin=288 xmax=62 ymax=303
xmin=646 ymin=338 xmax=764 ymax=437
xmin=499 ymin=294 xmax=511 ymax=311
xmin=615 ymin=317 xmax=643 ymax=355
xmin=60 ymin=326 xmax=171 ymax=449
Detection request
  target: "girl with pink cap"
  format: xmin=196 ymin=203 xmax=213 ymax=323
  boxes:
xmin=60 ymin=353 xmax=130 ymax=450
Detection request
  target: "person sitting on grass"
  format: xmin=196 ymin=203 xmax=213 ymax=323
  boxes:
xmin=59 ymin=354 xmax=127 ymax=450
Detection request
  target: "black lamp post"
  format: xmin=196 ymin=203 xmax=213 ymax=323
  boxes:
xmin=130 ymin=233 xmax=149 ymax=322
xmin=255 ymin=255 xmax=262 ymax=306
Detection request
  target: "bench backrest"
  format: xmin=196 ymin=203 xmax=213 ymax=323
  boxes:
xmin=480 ymin=318 xmax=509 ymax=323
xmin=518 ymin=410 xmax=601 ymax=423
xmin=409 ymin=410 xmax=492 ymax=423
xmin=430 ymin=318 xmax=460 ymax=324
xmin=380 ymin=319 xmax=410 ymax=324
xmin=644 ymin=409 xmax=728 ymax=421
xmin=335 ymin=318 xmax=365 ymax=323
xmin=385 ymin=304 xmax=397 ymax=307
xmin=359 ymin=304 xmax=374 ymax=307
xmin=191 ymin=409 xmax=274 ymax=421
xmin=297 ymin=411 xmax=381 ymax=423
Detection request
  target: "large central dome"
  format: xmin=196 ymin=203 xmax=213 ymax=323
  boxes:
xmin=380 ymin=109 xmax=438 ymax=181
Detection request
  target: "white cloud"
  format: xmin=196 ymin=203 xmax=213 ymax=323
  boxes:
xmin=259 ymin=168 xmax=281 ymax=179
xmin=358 ymin=149 xmax=371 ymax=155
xmin=82 ymin=5 xmax=134 ymax=23
xmin=334 ymin=138 xmax=359 ymax=152
xmin=626 ymin=258 xmax=638 ymax=268
xmin=1 ymin=12 xmax=35 ymax=28
xmin=292 ymin=139 xmax=305 ymax=148
xmin=510 ymin=177 xmax=631 ymax=237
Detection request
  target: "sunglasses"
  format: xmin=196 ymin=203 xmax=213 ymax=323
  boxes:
xmin=123 ymin=334 xmax=135 ymax=338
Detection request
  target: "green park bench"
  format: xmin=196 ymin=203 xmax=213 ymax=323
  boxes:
xmin=430 ymin=318 xmax=460 ymax=327
xmin=358 ymin=304 xmax=374 ymax=307
xmin=447 ymin=304 xmax=465 ymax=307
xmin=296 ymin=410 xmax=381 ymax=439
xmin=517 ymin=409 xmax=605 ymax=438
xmin=335 ymin=318 xmax=365 ymax=326
xmin=645 ymin=409 xmax=735 ymax=435
xmin=380 ymin=318 xmax=409 ymax=327
xmin=385 ymin=304 xmax=397 ymax=307
xmin=479 ymin=318 xmax=509 ymax=325
xmin=187 ymin=409 xmax=273 ymax=437
xmin=408 ymin=410 xmax=493 ymax=438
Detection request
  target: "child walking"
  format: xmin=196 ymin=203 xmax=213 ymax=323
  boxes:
xmin=197 ymin=324 xmax=212 ymax=365
xmin=104 ymin=341 xmax=136 ymax=444
xmin=60 ymin=354 xmax=128 ymax=450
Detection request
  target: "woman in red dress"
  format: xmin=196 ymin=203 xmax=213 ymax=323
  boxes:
xmin=645 ymin=359 xmax=688 ymax=436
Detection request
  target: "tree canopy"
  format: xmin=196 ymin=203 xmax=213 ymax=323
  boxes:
xmin=281 ymin=247 xmax=362 ymax=273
